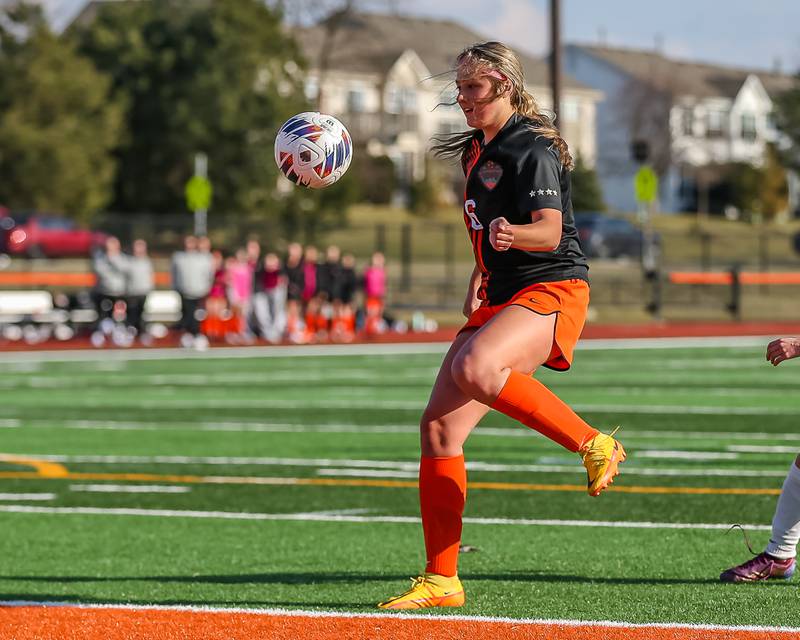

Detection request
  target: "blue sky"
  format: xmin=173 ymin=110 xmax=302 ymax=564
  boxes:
xmin=408 ymin=0 xmax=800 ymax=74
xmin=45 ymin=0 xmax=800 ymax=74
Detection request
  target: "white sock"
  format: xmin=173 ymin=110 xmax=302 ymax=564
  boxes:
xmin=765 ymin=461 xmax=800 ymax=560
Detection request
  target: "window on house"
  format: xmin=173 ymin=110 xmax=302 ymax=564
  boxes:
xmin=347 ymin=89 xmax=365 ymax=113
xmin=402 ymin=89 xmax=417 ymax=112
xmin=681 ymin=108 xmax=694 ymax=136
xmin=437 ymin=120 xmax=464 ymax=135
xmin=386 ymin=87 xmax=401 ymax=114
xmin=561 ymin=99 xmax=579 ymax=122
xmin=766 ymin=111 xmax=777 ymax=131
xmin=706 ymin=110 xmax=726 ymax=138
xmin=386 ymin=87 xmax=417 ymax=114
xmin=304 ymin=78 xmax=319 ymax=102
xmin=741 ymin=113 xmax=757 ymax=141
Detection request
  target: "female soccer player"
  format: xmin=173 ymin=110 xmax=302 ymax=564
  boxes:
xmin=378 ymin=41 xmax=625 ymax=610
xmin=720 ymin=336 xmax=800 ymax=582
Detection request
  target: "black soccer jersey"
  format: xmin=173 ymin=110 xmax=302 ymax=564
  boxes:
xmin=460 ymin=113 xmax=588 ymax=305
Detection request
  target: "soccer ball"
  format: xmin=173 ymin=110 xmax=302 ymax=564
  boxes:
xmin=274 ymin=112 xmax=353 ymax=189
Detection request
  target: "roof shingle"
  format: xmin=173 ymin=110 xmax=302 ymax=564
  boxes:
xmin=571 ymin=44 xmax=797 ymax=99
xmin=295 ymin=12 xmax=589 ymax=90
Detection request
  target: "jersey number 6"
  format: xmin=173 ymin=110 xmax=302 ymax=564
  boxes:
xmin=464 ymin=199 xmax=483 ymax=230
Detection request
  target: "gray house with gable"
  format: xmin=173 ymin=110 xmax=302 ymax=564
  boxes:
xmin=564 ymin=44 xmax=797 ymax=214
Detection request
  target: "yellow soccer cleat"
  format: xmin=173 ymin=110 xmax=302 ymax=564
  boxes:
xmin=377 ymin=574 xmax=465 ymax=610
xmin=580 ymin=428 xmax=626 ymax=497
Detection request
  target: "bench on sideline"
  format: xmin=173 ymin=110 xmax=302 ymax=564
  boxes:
xmin=0 ymin=290 xmax=182 ymax=326
xmin=653 ymin=269 xmax=800 ymax=319
xmin=0 ymin=290 xmax=68 ymax=325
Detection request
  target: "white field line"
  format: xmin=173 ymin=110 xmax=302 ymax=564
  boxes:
xmin=0 ymin=369 xmax=437 ymax=388
xmin=624 ymin=429 xmax=800 ymax=442
xmin=8 ymin=420 xmax=800 ymax=444
xmin=13 ymin=379 xmax=792 ymax=394
xmin=291 ymin=508 xmax=373 ymax=517
xmin=582 ymin=386 xmax=794 ymax=397
xmin=0 ymin=342 xmax=450 ymax=363
xmin=0 ymin=493 xmax=55 ymax=501
xmin=0 ymin=505 xmax=773 ymax=532
xmin=582 ymin=357 xmax=767 ymax=370
xmin=0 ymin=335 xmax=776 ymax=364
xmin=0 ymin=601 xmax=798 ymax=634
xmin=69 ymin=485 xmax=191 ymax=494
xmin=2 ymin=452 xmax=789 ymax=478
xmin=634 ymin=451 xmax=740 ymax=461
xmin=32 ymin=397 xmax=800 ymax=414
xmin=728 ymin=445 xmax=800 ymax=454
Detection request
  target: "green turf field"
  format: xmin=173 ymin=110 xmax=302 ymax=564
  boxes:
xmin=0 ymin=340 xmax=799 ymax=626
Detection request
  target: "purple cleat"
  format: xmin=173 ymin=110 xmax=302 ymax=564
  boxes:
xmin=720 ymin=552 xmax=796 ymax=583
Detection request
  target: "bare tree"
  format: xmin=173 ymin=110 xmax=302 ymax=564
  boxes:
xmin=267 ymin=0 xmax=400 ymax=26
xmin=265 ymin=0 xmax=403 ymax=109
xmin=612 ymin=75 xmax=675 ymax=178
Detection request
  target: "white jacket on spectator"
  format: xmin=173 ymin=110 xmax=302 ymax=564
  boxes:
xmin=171 ymin=250 xmax=213 ymax=299
xmin=126 ymin=254 xmax=154 ymax=297
xmin=93 ymin=250 xmax=128 ymax=297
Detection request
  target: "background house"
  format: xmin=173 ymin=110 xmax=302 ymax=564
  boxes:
xmin=295 ymin=13 xmax=602 ymax=201
xmin=564 ymin=44 xmax=798 ymax=214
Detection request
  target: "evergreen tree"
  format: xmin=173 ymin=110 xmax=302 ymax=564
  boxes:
xmin=72 ymin=0 xmax=312 ymax=219
xmin=0 ymin=3 xmax=123 ymax=220
xmin=570 ymin=155 xmax=606 ymax=212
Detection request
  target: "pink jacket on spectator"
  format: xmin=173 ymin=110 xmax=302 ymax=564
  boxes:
xmin=363 ymin=266 xmax=386 ymax=299
xmin=302 ymin=262 xmax=317 ymax=301
xmin=228 ymin=262 xmax=253 ymax=306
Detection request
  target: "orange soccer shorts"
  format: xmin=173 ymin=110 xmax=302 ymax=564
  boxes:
xmin=459 ymin=278 xmax=590 ymax=371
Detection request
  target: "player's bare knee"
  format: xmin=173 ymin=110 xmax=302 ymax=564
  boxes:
xmin=451 ymin=349 xmax=496 ymax=400
xmin=419 ymin=413 xmax=451 ymax=456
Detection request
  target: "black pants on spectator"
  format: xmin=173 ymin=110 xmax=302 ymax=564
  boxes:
xmin=179 ymin=296 xmax=203 ymax=336
xmin=126 ymin=295 xmax=147 ymax=335
xmin=92 ymin=292 xmax=123 ymax=329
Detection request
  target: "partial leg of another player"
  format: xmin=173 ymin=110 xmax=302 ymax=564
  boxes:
xmin=721 ymin=455 xmax=800 ymax=582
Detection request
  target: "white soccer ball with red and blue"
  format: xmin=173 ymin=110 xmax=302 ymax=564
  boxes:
xmin=274 ymin=112 xmax=353 ymax=189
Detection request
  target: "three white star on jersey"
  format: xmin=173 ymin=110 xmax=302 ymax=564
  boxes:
xmin=529 ymin=188 xmax=557 ymax=197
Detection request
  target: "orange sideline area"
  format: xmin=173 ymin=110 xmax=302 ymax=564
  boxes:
xmin=2 ymin=605 xmax=798 ymax=640
xmin=669 ymin=271 xmax=800 ymax=285
xmin=3 ymin=270 xmax=800 ymax=288
xmin=0 ymin=272 xmax=172 ymax=287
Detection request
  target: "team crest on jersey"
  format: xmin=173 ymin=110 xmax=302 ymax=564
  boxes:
xmin=477 ymin=161 xmax=503 ymax=190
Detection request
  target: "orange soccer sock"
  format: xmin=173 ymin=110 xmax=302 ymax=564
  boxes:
xmin=419 ymin=455 xmax=467 ymax=577
xmin=491 ymin=370 xmax=599 ymax=452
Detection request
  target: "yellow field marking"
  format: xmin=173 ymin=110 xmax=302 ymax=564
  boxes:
xmin=0 ymin=469 xmax=781 ymax=496
xmin=0 ymin=455 xmax=69 ymax=478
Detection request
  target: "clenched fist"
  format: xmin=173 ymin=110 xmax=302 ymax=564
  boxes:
xmin=766 ymin=337 xmax=800 ymax=366
xmin=489 ymin=217 xmax=514 ymax=251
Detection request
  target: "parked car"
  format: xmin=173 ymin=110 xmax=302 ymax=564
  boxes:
xmin=574 ymin=212 xmax=650 ymax=259
xmin=0 ymin=211 xmax=107 ymax=258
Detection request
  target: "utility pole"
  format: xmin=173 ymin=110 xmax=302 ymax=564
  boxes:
xmin=550 ymin=0 xmax=562 ymax=123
